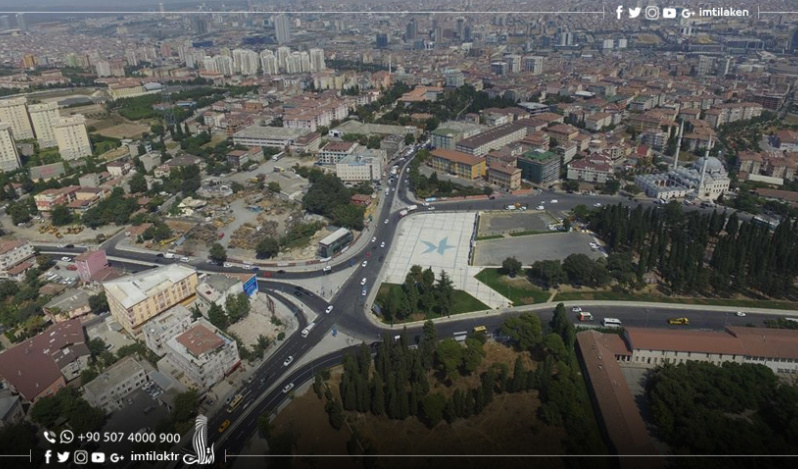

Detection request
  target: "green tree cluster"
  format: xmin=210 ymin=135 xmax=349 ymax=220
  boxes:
xmin=378 ymin=266 xmax=455 ymax=321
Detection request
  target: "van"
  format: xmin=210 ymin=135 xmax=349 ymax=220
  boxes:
xmin=301 ymin=322 xmax=316 ymax=338
xmin=578 ymin=312 xmax=594 ymax=321
xmin=323 ymin=266 xmax=332 ymax=274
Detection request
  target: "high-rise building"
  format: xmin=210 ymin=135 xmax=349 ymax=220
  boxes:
xmin=522 ymin=56 xmax=544 ymax=75
xmin=214 ymin=55 xmax=234 ymax=76
xmin=15 ymin=13 xmax=26 ymax=31
xmin=309 ymin=48 xmax=326 ymax=72
xmin=457 ymin=17 xmax=465 ymax=38
xmin=192 ymin=17 xmax=208 ymax=35
xmin=21 ymin=54 xmax=36 ymax=69
xmin=0 ymin=123 xmax=21 ymax=172
xmin=376 ymin=33 xmax=389 ymax=49
xmin=464 ymin=25 xmax=473 ymax=42
xmin=232 ymin=48 xmax=259 ymax=75
xmin=259 ymin=50 xmax=279 ymax=75
xmin=0 ymin=97 xmax=34 ymax=140
xmin=697 ymin=55 xmax=715 ymax=76
xmin=53 ymin=115 xmax=92 ymax=160
xmin=276 ymin=46 xmax=291 ymax=71
xmin=505 ymin=54 xmax=522 ymax=73
xmin=95 ymin=60 xmax=112 ymax=77
xmin=28 ymin=102 xmax=59 ymax=149
xmin=125 ymin=49 xmax=138 ymax=67
xmin=491 ymin=61 xmax=508 ymax=76
xmin=103 ymin=264 xmax=198 ymax=336
xmin=275 ymin=14 xmax=291 ymax=44
xmin=406 ymin=19 xmax=417 ymax=41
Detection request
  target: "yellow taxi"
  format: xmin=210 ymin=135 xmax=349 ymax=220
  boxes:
xmin=667 ymin=317 xmax=689 ymax=326
xmin=218 ymin=419 xmax=231 ymax=433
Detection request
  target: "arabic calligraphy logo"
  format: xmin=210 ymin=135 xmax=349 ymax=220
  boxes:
xmin=422 ymin=237 xmax=455 ymax=255
xmin=183 ymin=414 xmax=215 ymax=465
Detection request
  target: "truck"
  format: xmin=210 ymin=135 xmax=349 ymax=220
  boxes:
xmin=399 ymin=209 xmax=409 ymax=217
xmin=164 ymin=252 xmax=176 ymax=259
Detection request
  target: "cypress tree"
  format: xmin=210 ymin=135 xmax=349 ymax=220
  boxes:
xmin=371 ymin=375 xmax=385 ymax=416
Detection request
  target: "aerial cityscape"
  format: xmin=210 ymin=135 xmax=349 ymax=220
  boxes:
xmin=0 ymin=1 xmax=797 ymax=468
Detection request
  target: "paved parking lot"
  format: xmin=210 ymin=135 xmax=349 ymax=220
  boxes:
xmin=473 ymin=232 xmax=605 ymax=266
xmin=477 ymin=210 xmax=554 ymax=237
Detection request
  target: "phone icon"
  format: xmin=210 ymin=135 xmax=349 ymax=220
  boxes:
xmin=43 ymin=431 xmax=57 ymax=444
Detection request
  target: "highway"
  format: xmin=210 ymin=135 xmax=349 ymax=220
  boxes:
xmin=33 ymin=143 xmax=777 ymax=465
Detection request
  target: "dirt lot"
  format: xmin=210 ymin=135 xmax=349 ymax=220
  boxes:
xmin=269 ymin=342 xmax=566 ymax=469
xmin=227 ymin=293 xmax=291 ymax=348
xmin=477 ymin=211 xmax=552 ymax=237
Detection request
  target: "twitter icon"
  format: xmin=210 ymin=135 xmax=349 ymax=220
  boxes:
xmin=57 ymin=452 xmax=70 ymax=463
xmin=628 ymin=7 xmax=642 ymax=18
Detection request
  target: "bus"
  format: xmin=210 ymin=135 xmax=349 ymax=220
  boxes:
xmin=601 ymin=318 xmax=622 ymax=328
xmin=227 ymin=394 xmax=244 ymax=413
xmin=453 ymin=331 xmax=468 ymax=342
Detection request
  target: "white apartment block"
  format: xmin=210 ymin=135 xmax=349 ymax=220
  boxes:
xmin=164 ymin=319 xmax=240 ymax=391
xmin=143 ymin=305 xmax=193 ymax=357
xmin=232 ymin=49 xmax=259 ymax=75
xmin=28 ymin=102 xmax=59 ymax=149
xmin=82 ymin=357 xmax=151 ymax=413
xmin=0 ymin=123 xmax=21 ymax=172
xmin=0 ymin=240 xmax=35 ymax=279
xmin=260 ymin=50 xmax=279 ymax=75
xmin=309 ymin=48 xmax=326 ymax=73
xmin=53 ymin=115 xmax=92 ymax=160
xmin=336 ymin=153 xmax=383 ymax=182
xmin=0 ymin=97 xmax=34 ymax=140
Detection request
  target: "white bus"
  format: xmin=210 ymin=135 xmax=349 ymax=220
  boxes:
xmin=301 ymin=322 xmax=316 ymax=338
xmin=453 ymin=331 xmax=467 ymax=342
xmin=601 ymin=318 xmax=622 ymax=328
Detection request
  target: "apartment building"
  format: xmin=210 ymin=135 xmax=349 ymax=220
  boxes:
xmin=431 ymin=122 xmax=486 ymax=150
xmin=83 ymin=357 xmax=151 ymax=413
xmin=28 ymin=102 xmax=59 ymax=148
xmin=430 ymin=149 xmax=487 ymax=179
xmin=567 ymin=153 xmax=614 ymax=184
xmin=75 ymin=249 xmax=109 ymax=283
xmin=53 ymin=115 xmax=92 ymax=160
xmin=143 ymin=305 xmax=193 ymax=357
xmin=335 ymin=153 xmax=383 ymax=182
xmin=487 ymin=163 xmax=522 ymax=190
xmin=0 ymin=97 xmax=34 ymax=140
xmin=456 ymin=123 xmax=527 ymax=156
xmin=517 ymin=150 xmax=561 ymax=185
xmin=0 ymin=123 xmax=21 ymax=172
xmin=33 ymin=186 xmax=80 ymax=213
xmin=103 ymin=264 xmax=198 ymax=335
xmin=164 ymin=319 xmax=240 ymax=390
xmin=0 ymin=240 xmax=35 ymax=279
xmin=318 ymin=141 xmax=359 ymax=164
xmin=233 ymin=125 xmax=320 ymax=153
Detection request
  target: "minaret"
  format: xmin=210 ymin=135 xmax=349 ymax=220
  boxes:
xmin=672 ymin=120 xmax=684 ymax=169
xmin=698 ymin=136 xmax=712 ymax=199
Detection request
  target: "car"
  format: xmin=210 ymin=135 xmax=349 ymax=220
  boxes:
xmin=735 ymin=311 xmax=746 ymax=317
xmin=378 ymin=256 xmax=384 ymax=262
xmin=571 ymin=306 xmax=582 ymax=313
xmin=536 ymin=205 xmax=545 ymax=210
xmin=323 ymin=266 xmax=332 ymax=274
xmin=365 ymin=251 xmax=372 ymax=258
xmin=60 ymin=256 xmax=71 ymax=262
xmin=206 ymin=259 xmax=217 ymax=264
xmin=66 ymin=265 xmax=77 ymax=271
xmin=243 ymin=264 xmax=252 ymax=269
xmin=550 ymin=199 xmax=558 ymax=204
xmin=371 ymin=236 xmax=377 ymax=243
xmin=326 ymin=305 xmax=334 ymax=314
xmin=519 ymin=205 xmax=527 ymax=211
xmin=223 ymin=262 xmax=232 ymax=268
xmin=156 ymin=253 xmax=164 ymax=258
xmin=593 ymin=203 xmax=602 ymax=207
xmin=380 ymin=241 xmax=385 ymax=248
xmin=180 ymin=257 xmax=191 ymax=262
xmin=218 ymin=420 xmax=231 ymax=433
xmin=361 ymin=286 xmax=367 ymax=296
xmin=361 ymin=260 xmax=368 ymax=268
xmin=428 ymin=206 xmax=436 ymax=211
xmin=384 ymin=219 xmax=389 ymax=224
xmin=282 ymin=383 xmax=295 ymax=394
xmin=283 ymin=356 xmax=294 ymax=367
xmin=277 ymin=269 xmax=286 ymax=274
xmin=667 ymin=317 xmax=690 ymax=326
xmin=361 ymin=277 xmax=367 ymax=285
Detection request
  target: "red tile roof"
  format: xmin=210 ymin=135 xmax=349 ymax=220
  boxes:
xmin=431 ymin=149 xmax=485 ymax=166
xmin=177 ymin=323 xmax=224 ymax=357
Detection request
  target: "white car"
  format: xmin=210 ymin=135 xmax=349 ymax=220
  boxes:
xmin=571 ymin=306 xmax=582 ymax=313
xmin=361 ymin=260 xmax=368 ymax=268
xmin=180 ymin=257 xmax=191 ymax=262
xmin=735 ymin=311 xmax=746 ymax=317
xmin=223 ymin=262 xmax=233 ymax=268
xmin=283 ymin=356 xmax=294 ymax=367
xmin=361 ymin=277 xmax=367 ymax=286
xmin=536 ymin=205 xmax=545 ymax=210
xmin=282 ymin=383 xmax=295 ymax=394
xmin=243 ymin=263 xmax=252 ymax=269
xmin=325 ymin=305 xmax=334 ymax=314
xmin=380 ymin=241 xmax=385 ymax=248
xmin=593 ymin=203 xmax=602 ymax=207
xmin=550 ymin=199 xmax=558 ymax=204
xmin=384 ymin=219 xmax=389 ymax=224
xmin=371 ymin=236 xmax=377 ymax=243
xmin=60 ymin=256 xmax=71 ymax=262
xmin=428 ymin=206 xmax=436 ymax=211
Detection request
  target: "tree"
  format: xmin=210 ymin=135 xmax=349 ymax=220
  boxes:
xmin=420 ymin=393 xmax=447 ymax=427
xmin=225 ymin=293 xmax=250 ymax=324
xmin=500 ymin=313 xmax=542 ymax=351
xmin=501 ymin=257 xmax=523 ymax=278
xmin=209 ymin=243 xmax=227 ymax=263
xmin=462 ymin=338 xmax=486 ymax=374
xmin=562 ymin=180 xmax=580 ymax=193
xmin=267 ymin=181 xmax=281 ymax=193
xmin=129 ymin=172 xmax=147 ymax=193
xmin=171 ymin=389 xmax=200 ymax=423
xmin=404 ymin=133 xmax=416 ymax=145
xmin=530 ymin=260 xmax=567 ymax=288
xmin=50 ymin=205 xmax=73 ymax=226
xmin=256 ymin=236 xmax=280 ymax=258
xmin=331 ymin=203 xmax=365 ymax=231
xmin=208 ymin=303 xmax=228 ymax=329
xmin=543 ymin=333 xmax=569 ymax=362
xmin=602 ymin=179 xmax=621 ymax=195
xmin=88 ymin=292 xmax=109 ymax=314
xmin=435 ymin=338 xmax=464 ymax=381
